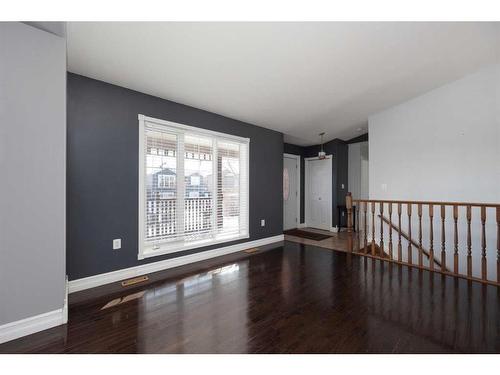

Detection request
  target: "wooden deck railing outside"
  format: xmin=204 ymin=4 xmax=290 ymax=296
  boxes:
xmin=346 ymin=192 xmax=500 ymax=286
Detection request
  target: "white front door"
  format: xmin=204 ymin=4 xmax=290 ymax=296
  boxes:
xmin=305 ymin=157 xmax=332 ymax=230
xmin=283 ymin=155 xmax=298 ymax=230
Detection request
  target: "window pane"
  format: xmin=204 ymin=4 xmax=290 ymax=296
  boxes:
xmin=145 ymin=128 xmax=177 ymax=243
xmin=217 ymin=140 xmax=240 ymax=235
xmin=184 ymin=134 xmax=214 ymax=240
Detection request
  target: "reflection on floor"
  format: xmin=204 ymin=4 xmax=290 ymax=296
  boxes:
xmin=0 ymin=241 xmax=498 ymax=353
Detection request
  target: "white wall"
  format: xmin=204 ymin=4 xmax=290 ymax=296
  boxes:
xmin=369 ymin=64 xmax=499 ymax=202
xmin=348 ymin=141 xmax=369 ymax=200
xmin=0 ymin=23 xmax=66 ymax=328
xmin=368 ymin=64 xmax=499 ymax=279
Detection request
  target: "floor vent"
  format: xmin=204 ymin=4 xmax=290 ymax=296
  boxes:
xmin=121 ymin=275 xmax=149 ymax=287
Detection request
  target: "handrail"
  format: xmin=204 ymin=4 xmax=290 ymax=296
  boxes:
xmin=352 ymin=198 xmax=500 ymax=208
xmin=378 ymin=214 xmax=446 ymax=271
xmin=345 ymin=192 xmax=500 ymax=287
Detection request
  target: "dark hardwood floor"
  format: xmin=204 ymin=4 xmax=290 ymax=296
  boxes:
xmin=0 ymin=241 xmax=498 ymax=353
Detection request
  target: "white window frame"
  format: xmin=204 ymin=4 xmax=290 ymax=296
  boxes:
xmin=138 ymin=114 xmax=250 ymax=260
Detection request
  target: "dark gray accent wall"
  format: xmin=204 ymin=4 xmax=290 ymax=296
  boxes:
xmin=330 ymin=141 xmax=349 ymax=227
xmin=283 ymin=143 xmax=304 ymax=156
xmin=67 ymin=73 xmax=283 ymax=281
xmin=346 ymin=133 xmax=368 ymax=144
xmin=284 ymin=140 xmax=349 ymax=228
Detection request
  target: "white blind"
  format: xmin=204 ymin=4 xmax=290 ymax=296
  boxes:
xmin=139 ymin=115 xmax=249 ymax=258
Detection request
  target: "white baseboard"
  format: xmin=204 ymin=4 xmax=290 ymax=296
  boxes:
xmin=69 ymin=234 xmax=284 ymax=294
xmin=298 ymin=223 xmax=306 ymax=228
xmin=0 ymin=308 xmax=65 ymax=344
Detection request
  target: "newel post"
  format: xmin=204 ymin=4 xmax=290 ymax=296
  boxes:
xmin=346 ymin=192 xmax=353 ymax=233
xmin=346 ymin=192 xmax=354 ymax=253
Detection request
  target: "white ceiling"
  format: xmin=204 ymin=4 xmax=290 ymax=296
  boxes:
xmin=67 ymin=22 xmax=500 ymax=146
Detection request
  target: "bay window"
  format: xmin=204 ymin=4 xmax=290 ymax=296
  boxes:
xmin=138 ymin=114 xmax=249 ymax=259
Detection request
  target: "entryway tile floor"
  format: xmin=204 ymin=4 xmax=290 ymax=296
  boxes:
xmin=284 ymin=227 xmax=363 ymax=252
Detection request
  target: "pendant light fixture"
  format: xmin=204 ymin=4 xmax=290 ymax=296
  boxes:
xmin=318 ymin=132 xmax=326 ymax=160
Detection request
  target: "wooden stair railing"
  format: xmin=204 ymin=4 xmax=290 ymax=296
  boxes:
xmin=378 ymin=214 xmax=445 ymax=270
xmin=345 ymin=193 xmax=500 ymax=287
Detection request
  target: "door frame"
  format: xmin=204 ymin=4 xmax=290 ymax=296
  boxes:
xmin=283 ymin=153 xmax=301 ymax=229
xmin=304 ymin=155 xmax=333 ymax=231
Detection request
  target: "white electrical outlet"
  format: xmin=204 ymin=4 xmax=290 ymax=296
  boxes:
xmin=113 ymin=238 xmax=121 ymax=250
xmin=260 ymin=219 xmax=265 ymax=227
xmin=341 ymin=183 xmax=345 ymax=189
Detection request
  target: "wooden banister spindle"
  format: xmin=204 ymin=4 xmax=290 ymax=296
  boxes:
xmin=363 ymin=202 xmax=368 ymax=254
xmin=441 ymin=205 xmax=446 ymax=272
xmin=397 ymin=203 xmax=402 ymax=261
xmin=429 ymin=204 xmax=434 ymax=271
xmin=388 ymin=203 xmax=393 ymax=259
xmin=345 ymin=193 xmax=353 ymax=253
xmin=371 ymin=202 xmax=376 ymax=256
xmin=481 ymin=206 xmax=487 ymax=281
xmin=497 ymin=207 xmax=500 ymax=284
xmin=407 ymin=204 xmax=412 ymax=265
xmin=418 ymin=204 xmax=423 ymax=267
xmin=467 ymin=205 xmax=472 ymax=278
xmin=346 ymin=193 xmax=353 ymax=234
xmin=379 ymin=203 xmax=384 ymax=253
xmin=356 ymin=204 xmax=360 ymax=241
xmin=453 ymin=205 xmax=459 ymax=274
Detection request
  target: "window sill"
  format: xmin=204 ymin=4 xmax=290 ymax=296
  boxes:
xmin=138 ymin=233 xmax=250 ymax=260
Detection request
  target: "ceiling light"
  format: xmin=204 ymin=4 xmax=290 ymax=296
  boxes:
xmin=318 ymin=132 xmax=326 ymax=160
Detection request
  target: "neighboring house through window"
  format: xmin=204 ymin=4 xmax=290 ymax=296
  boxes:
xmin=157 ymin=174 xmax=176 ymax=189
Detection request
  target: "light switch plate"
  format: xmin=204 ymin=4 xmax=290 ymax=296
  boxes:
xmin=260 ymin=219 xmax=265 ymax=227
xmin=113 ymin=238 xmax=121 ymax=250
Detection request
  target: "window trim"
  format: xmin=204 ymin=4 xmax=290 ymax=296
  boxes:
xmin=138 ymin=114 xmax=250 ymax=260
